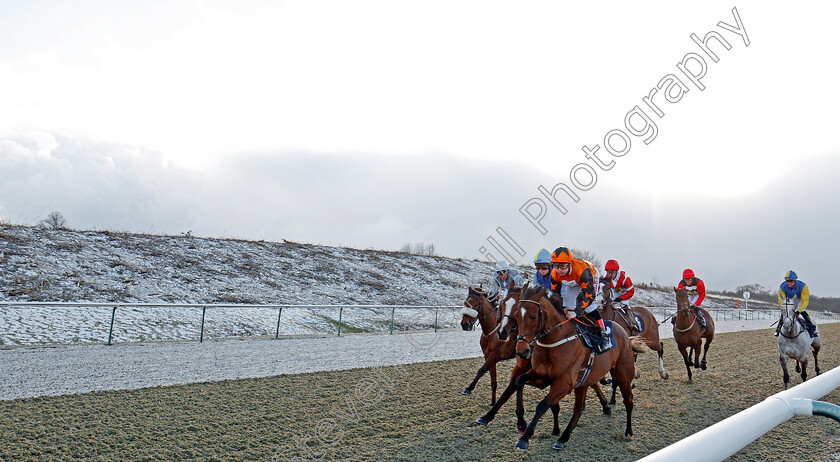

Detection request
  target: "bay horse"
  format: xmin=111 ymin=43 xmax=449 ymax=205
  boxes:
xmin=497 ymin=285 xmax=643 ymax=450
xmin=778 ymin=300 xmax=821 ymax=389
xmin=673 ymin=287 xmax=715 ymax=383
xmin=600 ymin=285 xmax=669 ymax=381
xmin=476 ymin=284 xmax=612 ymax=435
xmin=460 ymin=286 xmax=517 ymax=405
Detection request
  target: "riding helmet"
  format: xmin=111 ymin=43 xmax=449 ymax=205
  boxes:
xmin=551 ymin=247 xmax=574 ymax=264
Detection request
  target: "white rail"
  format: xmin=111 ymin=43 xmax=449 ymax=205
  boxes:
xmin=639 ymin=365 xmax=840 ymax=462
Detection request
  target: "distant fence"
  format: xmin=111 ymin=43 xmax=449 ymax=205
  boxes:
xmin=0 ymin=302 xmax=463 ymax=345
xmin=1 ymin=302 xmax=838 ymax=347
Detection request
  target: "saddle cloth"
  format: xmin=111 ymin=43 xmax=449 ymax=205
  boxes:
xmin=575 ymin=320 xmax=617 ymax=354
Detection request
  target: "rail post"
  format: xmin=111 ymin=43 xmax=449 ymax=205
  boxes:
xmin=390 ymin=307 xmax=396 ymax=335
xmin=338 ymin=307 xmax=343 ymax=337
xmin=434 ymin=307 xmax=439 ymax=332
xmin=200 ymin=307 xmax=206 ymax=342
xmin=275 ymin=307 xmax=282 ymax=339
xmin=107 ymin=306 xmax=117 ymax=346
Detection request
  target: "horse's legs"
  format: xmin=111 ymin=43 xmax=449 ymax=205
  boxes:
xmin=813 ymin=343 xmax=821 ymax=376
xmin=679 ymin=343 xmax=693 ymax=383
xmin=463 ymin=362 xmax=489 ymax=395
xmin=591 ymin=383 xmax=612 ymax=415
xmin=609 ymin=375 xmax=618 ymax=406
xmin=475 ymin=363 xmax=530 ymax=425
xmin=617 ymin=374 xmax=634 ymax=437
xmin=555 ymin=386 xmax=589 ymax=450
xmin=516 ymin=369 xmax=544 ymax=435
xmin=692 ymin=338 xmax=702 ymax=368
xmin=489 ymin=363 xmax=498 ymax=406
xmin=657 ymin=342 xmax=669 ymax=379
xmin=780 ymin=354 xmax=791 ymax=389
xmin=795 ymin=361 xmax=801 ymax=374
xmin=551 ymin=403 xmax=561 ymax=437
xmin=516 ymin=381 xmax=573 ymax=450
xmin=700 ymin=336 xmax=712 ymax=371
xmin=799 ymin=358 xmax=808 ymax=383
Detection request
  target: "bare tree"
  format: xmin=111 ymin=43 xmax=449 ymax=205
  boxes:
xmin=400 ymin=242 xmax=437 ymax=256
xmin=40 ymin=211 xmax=67 ymax=230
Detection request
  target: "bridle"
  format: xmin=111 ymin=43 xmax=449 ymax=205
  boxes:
xmin=464 ymin=294 xmax=499 ymax=337
xmin=516 ymin=298 xmax=572 ymax=348
xmin=674 ymin=296 xmax=697 ymax=333
xmin=779 ymin=302 xmax=805 ymax=339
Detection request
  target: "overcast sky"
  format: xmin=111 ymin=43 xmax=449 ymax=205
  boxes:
xmin=1 ymin=1 xmax=839 ymax=296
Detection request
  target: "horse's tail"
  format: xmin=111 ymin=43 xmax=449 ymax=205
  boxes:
xmin=629 ymin=336 xmax=649 ymax=354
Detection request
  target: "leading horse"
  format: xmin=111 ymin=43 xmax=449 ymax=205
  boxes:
xmin=778 ymin=300 xmax=821 ymax=389
xmin=673 ymin=287 xmax=715 ymax=383
xmin=474 ymin=285 xmax=613 ymax=436
xmin=500 ymin=285 xmax=643 ymax=450
xmin=460 ymin=286 xmax=517 ymax=405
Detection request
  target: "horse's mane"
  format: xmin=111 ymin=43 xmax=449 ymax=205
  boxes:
xmin=522 ymin=284 xmax=546 ymax=299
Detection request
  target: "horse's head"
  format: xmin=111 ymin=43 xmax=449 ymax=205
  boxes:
xmin=498 ymin=285 xmax=527 ymax=341
xmin=514 ymin=285 xmax=549 ymax=359
xmin=601 ymin=283 xmax=613 ymax=310
xmin=780 ymin=300 xmax=797 ymax=333
xmin=674 ymin=287 xmax=692 ymax=316
xmin=460 ymin=287 xmax=486 ymax=331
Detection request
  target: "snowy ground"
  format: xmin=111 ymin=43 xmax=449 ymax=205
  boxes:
xmin=3 ymin=317 xmax=837 ymax=401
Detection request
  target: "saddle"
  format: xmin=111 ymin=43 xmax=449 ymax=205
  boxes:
xmin=574 ymin=319 xmax=615 ymax=355
xmin=796 ymin=317 xmax=818 ymax=338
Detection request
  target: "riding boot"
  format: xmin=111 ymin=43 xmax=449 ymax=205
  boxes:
xmin=625 ymin=308 xmax=639 ymax=332
xmin=800 ymin=311 xmax=818 ymax=337
xmin=693 ymin=307 xmax=707 ymax=330
xmin=587 ymin=309 xmax=612 ymax=353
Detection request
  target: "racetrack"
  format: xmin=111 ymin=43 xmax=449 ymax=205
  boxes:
xmin=1 ymin=324 xmax=838 ymax=461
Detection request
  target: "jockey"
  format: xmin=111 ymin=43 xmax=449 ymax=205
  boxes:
xmin=602 ymin=259 xmax=639 ymax=331
xmin=533 ymin=249 xmax=553 ymax=289
xmin=775 ymin=270 xmax=818 ymax=338
xmin=492 ymin=260 xmax=522 ymax=304
xmin=549 ymin=247 xmax=610 ymax=352
xmin=677 ymin=268 xmax=707 ymax=330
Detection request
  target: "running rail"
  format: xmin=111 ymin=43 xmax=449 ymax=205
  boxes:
xmin=639 ymin=365 xmax=840 ymax=462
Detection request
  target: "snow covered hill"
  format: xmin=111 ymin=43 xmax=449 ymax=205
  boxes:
xmin=0 ymin=224 xmax=769 ymax=345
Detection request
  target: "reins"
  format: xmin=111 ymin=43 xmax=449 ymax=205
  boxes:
xmin=517 ymin=298 xmax=577 ymax=349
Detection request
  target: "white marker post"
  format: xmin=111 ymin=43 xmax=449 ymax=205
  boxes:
xmin=743 ymin=291 xmax=750 ymax=311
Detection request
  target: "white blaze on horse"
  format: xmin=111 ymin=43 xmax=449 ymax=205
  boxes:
xmin=778 ymin=300 xmax=821 ymax=389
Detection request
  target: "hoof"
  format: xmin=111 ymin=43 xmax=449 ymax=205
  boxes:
xmin=701 ymin=363 xmax=707 ymax=371
xmin=517 ymin=426 xmax=526 ymax=435
xmin=515 ymin=439 xmax=529 ymax=450
xmin=552 ymin=429 xmax=560 ymax=437
xmin=603 ymin=406 xmax=612 ymax=416
xmin=474 ymin=417 xmax=489 ymax=426
xmin=661 ymin=372 xmax=669 ymax=380
xmin=599 ymin=377 xmax=612 ymax=385
xmin=462 ymin=388 xmax=472 ymax=395
xmin=552 ymin=441 xmax=565 ymax=450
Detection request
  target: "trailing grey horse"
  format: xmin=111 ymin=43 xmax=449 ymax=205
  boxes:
xmin=778 ymin=301 xmax=821 ymax=389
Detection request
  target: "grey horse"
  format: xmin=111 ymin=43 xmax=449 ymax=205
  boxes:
xmin=778 ymin=301 xmax=821 ymax=389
